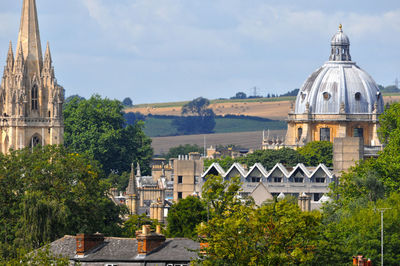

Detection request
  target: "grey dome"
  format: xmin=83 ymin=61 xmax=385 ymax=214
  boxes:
xmin=331 ymin=25 xmax=350 ymax=46
xmin=295 ymin=26 xmax=384 ymax=115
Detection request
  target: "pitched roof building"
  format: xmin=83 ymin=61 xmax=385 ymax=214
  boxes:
xmin=48 ymin=226 xmax=199 ymax=265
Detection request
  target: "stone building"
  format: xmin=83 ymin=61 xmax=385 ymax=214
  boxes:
xmin=0 ymin=0 xmax=64 ymax=153
xmin=173 ymin=152 xmax=204 ymax=201
xmin=270 ymin=25 xmax=383 ymax=150
xmin=202 ymin=162 xmax=335 ymax=210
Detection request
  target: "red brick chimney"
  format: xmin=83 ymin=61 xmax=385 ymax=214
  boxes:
xmin=137 ymin=225 xmax=166 ymax=255
xmin=76 ymin=233 xmax=105 ymax=256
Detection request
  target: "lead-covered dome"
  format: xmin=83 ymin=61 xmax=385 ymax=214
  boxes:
xmin=295 ymin=25 xmax=384 ymax=115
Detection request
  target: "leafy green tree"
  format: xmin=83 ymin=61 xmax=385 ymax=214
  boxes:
xmin=173 ymin=97 xmax=216 ymax=134
xmin=0 ymin=146 xmax=125 ymax=259
xmin=1 ymin=245 xmax=70 ymax=265
xmin=106 ymin=171 xmax=130 ymax=191
xmin=64 ymin=94 xmax=153 ymax=174
xmin=167 ymin=196 xmax=207 ymax=238
xmin=164 ymin=144 xmax=203 ymax=160
xmin=297 ymin=141 xmax=333 ymax=167
xmin=197 ymin=175 xmax=321 ymax=265
xmin=122 ymin=214 xmax=161 ymax=238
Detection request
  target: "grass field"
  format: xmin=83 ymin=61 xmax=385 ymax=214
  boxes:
xmin=144 ymin=116 xmax=287 ymax=137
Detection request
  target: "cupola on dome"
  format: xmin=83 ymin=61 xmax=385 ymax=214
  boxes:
xmin=294 ymin=25 xmax=384 ymax=115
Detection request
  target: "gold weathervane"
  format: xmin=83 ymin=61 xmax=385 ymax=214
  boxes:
xmin=339 ymin=24 xmax=343 ymax=31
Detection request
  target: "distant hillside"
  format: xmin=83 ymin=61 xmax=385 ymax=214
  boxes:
xmin=127 ymin=94 xmax=400 ymax=120
xmin=144 ymin=115 xmax=286 ymax=137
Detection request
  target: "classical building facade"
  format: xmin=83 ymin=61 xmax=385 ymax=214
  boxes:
xmin=0 ymin=0 xmax=64 ymax=153
xmin=283 ymin=25 xmax=383 ymax=148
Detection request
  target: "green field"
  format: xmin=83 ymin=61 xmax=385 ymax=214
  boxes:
xmin=144 ymin=116 xmax=287 ymax=137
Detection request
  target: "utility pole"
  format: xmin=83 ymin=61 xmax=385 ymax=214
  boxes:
xmin=376 ymin=208 xmax=391 ymax=266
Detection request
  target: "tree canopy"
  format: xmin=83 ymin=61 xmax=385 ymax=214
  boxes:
xmin=297 ymin=141 xmax=333 ymax=167
xmin=167 ymin=196 xmax=207 ymax=238
xmin=0 ymin=145 xmax=125 ymax=259
xmin=64 ymin=94 xmax=153 ymax=174
xmin=172 ymin=97 xmax=216 ymax=135
xmin=163 ymin=144 xmax=203 ymax=160
xmin=122 ymin=97 xmax=133 ymax=106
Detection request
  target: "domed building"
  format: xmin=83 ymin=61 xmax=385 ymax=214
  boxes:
xmin=285 ymin=25 xmax=383 ymax=148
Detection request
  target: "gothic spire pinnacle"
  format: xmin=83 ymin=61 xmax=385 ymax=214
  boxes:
xmin=6 ymin=42 xmax=14 ymax=68
xmin=136 ymin=162 xmax=141 ymax=177
xmin=44 ymin=42 xmax=52 ymax=63
xmin=126 ymin=163 xmax=138 ymax=196
xmin=16 ymin=0 xmax=43 ymax=77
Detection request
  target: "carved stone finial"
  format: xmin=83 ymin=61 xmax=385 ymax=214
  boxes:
xmin=340 ymin=102 xmax=345 ymax=114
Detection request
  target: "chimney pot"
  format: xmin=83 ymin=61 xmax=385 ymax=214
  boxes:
xmin=76 ymin=233 xmax=104 ymax=256
xmin=137 ymin=224 xmax=166 ymax=255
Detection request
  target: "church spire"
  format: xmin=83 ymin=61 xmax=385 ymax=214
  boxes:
xmin=44 ymin=42 xmax=52 ymax=63
xmin=6 ymin=41 xmax=14 ymax=70
xmin=15 ymin=0 xmax=43 ymax=78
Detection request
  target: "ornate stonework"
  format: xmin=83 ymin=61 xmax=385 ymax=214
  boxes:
xmin=283 ymin=25 xmax=382 ymax=148
xmin=0 ymin=0 xmax=64 ymax=153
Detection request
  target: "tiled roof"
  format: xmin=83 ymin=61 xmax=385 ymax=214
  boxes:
xmin=50 ymin=236 xmax=199 ymax=263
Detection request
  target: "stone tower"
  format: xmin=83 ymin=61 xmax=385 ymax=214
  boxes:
xmin=126 ymin=163 xmax=139 ymax=215
xmin=0 ymin=0 xmax=64 ymax=153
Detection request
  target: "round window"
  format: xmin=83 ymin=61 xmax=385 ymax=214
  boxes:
xmin=323 ymin=92 xmax=330 ymax=100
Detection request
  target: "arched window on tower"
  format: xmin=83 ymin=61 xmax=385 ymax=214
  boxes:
xmin=30 ymin=134 xmax=41 ymax=148
xmin=31 ymin=85 xmax=38 ymax=110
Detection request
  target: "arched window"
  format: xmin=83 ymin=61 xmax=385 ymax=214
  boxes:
xmin=355 ymin=92 xmax=361 ymax=101
xmin=30 ymin=135 xmax=41 ymax=147
xmin=31 ymin=85 xmax=38 ymax=110
xmin=320 ymin=128 xmax=330 ymax=141
xmin=297 ymin=127 xmax=303 ymax=141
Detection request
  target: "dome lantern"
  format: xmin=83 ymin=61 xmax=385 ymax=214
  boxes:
xmin=329 ymin=24 xmax=351 ymax=62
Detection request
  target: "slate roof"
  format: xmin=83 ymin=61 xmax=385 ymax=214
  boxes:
xmin=49 ymin=235 xmax=199 ymax=263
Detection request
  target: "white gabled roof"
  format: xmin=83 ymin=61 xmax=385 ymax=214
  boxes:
xmin=245 ymin=163 xmax=268 ymax=178
xmin=288 ymin=163 xmax=312 ymax=178
xmin=266 ymin=163 xmax=290 ymax=178
xmin=201 ymin=163 xmax=225 ymax=178
xmin=310 ymin=164 xmax=334 ymax=179
xmin=223 ymin=162 xmax=247 ymax=178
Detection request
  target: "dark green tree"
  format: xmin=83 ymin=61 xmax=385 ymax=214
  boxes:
xmin=173 ymin=97 xmax=216 ymax=134
xmin=122 ymin=97 xmax=133 ymax=106
xmin=164 ymin=144 xmax=203 ymax=160
xmin=0 ymin=145 xmax=125 ymax=259
xmin=167 ymin=196 xmax=207 ymax=238
xmin=231 ymin=92 xmax=247 ymax=99
xmin=297 ymin=141 xmax=333 ymax=167
xmin=64 ymin=95 xmax=153 ymax=174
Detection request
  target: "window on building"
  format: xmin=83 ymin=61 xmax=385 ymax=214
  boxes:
xmin=178 ymin=176 xmax=183 ymax=184
xmin=315 ymin=177 xmax=325 ymax=183
xmin=320 ymin=128 xmax=330 ymax=141
xmin=31 ymin=85 xmax=38 ymax=110
xmin=297 ymin=127 xmax=303 ymax=141
xmin=314 ymin=193 xmax=321 ymax=201
xmin=355 ymin=92 xmax=361 ymax=101
xmin=177 ymin=192 xmax=182 ymax=199
xmin=353 ymin=128 xmax=364 ymax=138
xmin=251 ymin=177 xmax=260 ymax=183
xmin=273 ymin=177 xmax=282 ymax=183
xmin=294 ymin=177 xmax=303 ymax=183
xmin=30 ymin=135 xmax=41 ymax=147
xmin=323 ymin=92 xmax=330 ymax=100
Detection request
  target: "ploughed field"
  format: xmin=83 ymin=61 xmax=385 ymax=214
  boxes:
xmin=151 ymin=130 xmax=286 ymax=155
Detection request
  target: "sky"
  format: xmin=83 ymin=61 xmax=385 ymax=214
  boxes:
xmin=0 ymin=0 xmax=399 ymax=104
